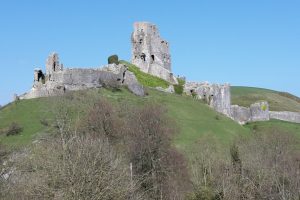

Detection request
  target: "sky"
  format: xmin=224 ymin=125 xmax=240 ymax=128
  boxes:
xmin=0 ymin=0 xmax=299 ymax=105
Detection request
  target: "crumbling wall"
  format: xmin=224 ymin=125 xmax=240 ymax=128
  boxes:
xmin=250 ymin=101 xmax=270 ymax=121
xmin=20 ymin=53 xmax=144 ymax=99
xmin=184 ymin=82 xmax=231 ymax=117
xmin=46 ymin=52 xmax=63 ymax=76
xmin=270 ymin=111 xmax=300 ymax=123
xmin=231 ymin=105 xmax=251 ymax=124
xmin=131 ymin=22 xmax=177 ymax=84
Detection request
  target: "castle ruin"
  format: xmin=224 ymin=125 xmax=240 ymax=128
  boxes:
xmin=20 ymin=53 xmax=144 ymax=99
xmin=17 ymin=22 xmax=300 ymax=124
xmin=184 ymin=82 xmax=232 ymax=117
xmin=131 ymin=22 xmax=178 ymax=84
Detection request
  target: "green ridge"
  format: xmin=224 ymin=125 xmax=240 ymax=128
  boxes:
xmin=231 ymin=86 xmax=300 ymax=112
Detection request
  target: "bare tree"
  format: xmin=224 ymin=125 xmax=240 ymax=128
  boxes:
xmin=125 ymin=104 xmax=188 ymax=200
xmin=188 ymin=132 xmax=300 ymax=200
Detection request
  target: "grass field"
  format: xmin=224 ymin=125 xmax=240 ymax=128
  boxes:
xmin=231 ymin=86 xmax=300 ymax=112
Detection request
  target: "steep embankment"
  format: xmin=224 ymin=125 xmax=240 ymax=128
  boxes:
xmin=231 ymin=86 xmax=300 ymax=112
xmin=0 ymin=88 xmax=249 ymax=152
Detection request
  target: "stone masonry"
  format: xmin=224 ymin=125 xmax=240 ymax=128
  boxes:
xmin=131 ymin=22 xmax=178 ymax=84
xmin=231 ymin=101 xmax=270 ymax=124
xmin=270 ymin=111 xmax=300 ymax=124
xmin=20 ymin=53 xmax=144 ymax=99
xmin=184 ymin=82 xmax=231 ymax=117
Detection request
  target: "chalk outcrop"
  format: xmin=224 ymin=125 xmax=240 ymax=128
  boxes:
xmin=20 ymin=53 xmax=144 ymax=99
xmin=131 ymin=22 xmax=177 ymax=84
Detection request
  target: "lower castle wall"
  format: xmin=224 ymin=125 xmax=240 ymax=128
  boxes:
xmin=269 ymin=111 xmax=300 ymax=123
xmin=230 ymin=105 xmax=251 ymax=124
xmin=50 ymin=68 xmax=123 ymax=89
xmin=20 ymin=64 xmax=144 ymax=99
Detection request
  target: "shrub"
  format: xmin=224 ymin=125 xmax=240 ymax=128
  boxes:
xmin=174 ymin=84 xmax=184 ymax=95
xmin=215 ymin=115 xmax=221 ymax=120
xmin=189 ymin=132 xmax=300 ymax=200
xmin=191 ymin=91 xmax=198 ymax=98
xmin=173 ymin=77 xmax=185 ymax=95
xmin=40 ymin=118 xmax=49 ymax=127
xmin=177 ymin=78 xmax=186 ymax=86
xmin=126 ymin=104 xmax=188 ymax=199
xmin=108 ymin=54 xmax=119 ymax=65
xmin=5 ymin=122 xmax=23 ymax=136
xmin=261 ymin=104 xmax=267 ymax=111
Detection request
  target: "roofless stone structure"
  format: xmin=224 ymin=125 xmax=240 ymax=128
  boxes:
xmin=131 ymin=22 xmax=178 ymax=84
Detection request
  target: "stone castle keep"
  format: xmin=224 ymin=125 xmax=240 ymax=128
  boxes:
xmin=19 ymin=22 xmax=300 ymax=124
xmin=131 ymin=22 xmax=178 ymax=84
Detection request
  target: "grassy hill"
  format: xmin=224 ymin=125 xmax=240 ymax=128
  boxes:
xmin=1 ymin=67 xmax=300 ymax=153
xmin=0 ymin=88 xmax=250 ymax=152
xmin=231 ymin=86 xmax=300 ymax=112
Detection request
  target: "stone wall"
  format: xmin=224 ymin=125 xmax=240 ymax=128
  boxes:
xmin=20 ymin=53 xmax=144 ymax=99
xmin=184 ymin=82 xmax=231 ymax=117
xmin=250 ymin=101 xmax=270 ymax=121
xmin=230 ymin=102 xmax=270 ymax=124
xmin=270 ymin=111 xmax=300 ymax=123
xmin=231 ymin=105 xmax=251 ymax=124
xmin=131 ymin=22 xmax=177 ymax=84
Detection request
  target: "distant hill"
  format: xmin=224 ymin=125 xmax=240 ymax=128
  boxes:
xmin=231 ymin=86 xmax=300 ymax=112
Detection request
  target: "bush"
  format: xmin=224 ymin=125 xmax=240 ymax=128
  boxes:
xmin=189 ymin=132 xmax=300 ymax=200
xmin=4 ymin=128 xmax=142 ymax=199
xmin=173 ymin=77 xmax=185 ymax=95
xmin=40 ymin=118 xmax=49 ymax=127
xmin=5 ymin=122 xmax=23 ymax=136
xmin=177 ymin=78 xmax=186 ymax=86
xmin=126 ymin=104 xmax=188 ymax=199
xmin=174 ymin=84 xmax=184 ymax=95
xmin=108 ymin=54 xmax=119 ymax=65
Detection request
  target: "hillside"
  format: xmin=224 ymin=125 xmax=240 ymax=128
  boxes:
xmin=231 ymin=86 xmax=300 ymax=112
xmin=0 ymin=88 xmax=250 ymax=151
xmin=2 ymin=85 xmax=300 ymax=152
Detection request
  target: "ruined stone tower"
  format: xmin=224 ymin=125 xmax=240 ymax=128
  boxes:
xmin=131 ymin=22 xmax=177 ymax=84
xmin=46 ymin=52 xmax=63 ymax=79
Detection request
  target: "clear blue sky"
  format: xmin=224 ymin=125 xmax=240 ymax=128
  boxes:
xmin=0 ymin=0 xmax=299 ymax=105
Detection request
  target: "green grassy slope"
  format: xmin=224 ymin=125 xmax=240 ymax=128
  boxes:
xmin=245 ymin=119 xmax=300 ymax=141
xmin=0 ymin=88 xmax=250 ymax=152
xmin=2 ymin=66 xmax=300 ymax=152
xmin=0 ymin=98 xmax=52 ymax=147
xmin=231 ymin=86 xmax=300 ymax=112
xmin=120 ymin=60 xmax=170 ymax=89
